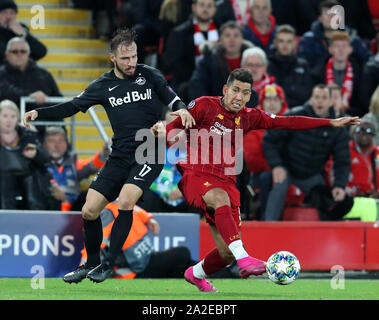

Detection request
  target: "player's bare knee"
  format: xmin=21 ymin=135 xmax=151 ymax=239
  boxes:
xmin=205 ymin=188 xmax=230 ymax=209
xmin=213 ymin=192 xmax=230 ymax=208
xmin=82 ymin=205 xmax=100 ymax=220
xmin=118 ymin=198 xmax=135 ymax=211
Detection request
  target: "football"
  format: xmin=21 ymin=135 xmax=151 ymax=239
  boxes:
xmin=266 ymin=251 xmax=301 ymax=285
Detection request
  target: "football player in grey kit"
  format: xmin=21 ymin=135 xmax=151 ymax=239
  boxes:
xmin=23 ymin=28 xmax=195 ymax=283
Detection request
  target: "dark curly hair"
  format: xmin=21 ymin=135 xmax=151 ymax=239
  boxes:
xmin=226 ymin=68 xmax=254 ymax=87
xmin=109 ymin=27 xmax=137 ymax=54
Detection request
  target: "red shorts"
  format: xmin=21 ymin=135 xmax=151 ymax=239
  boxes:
xmin=178 ymin=170 xmax=241 ymax=228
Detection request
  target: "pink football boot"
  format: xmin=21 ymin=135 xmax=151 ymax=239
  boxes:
xmin=237 ymin=256 xmax=266 ymax=278
xmin=184 ymin=267 xmax=218 ymax=292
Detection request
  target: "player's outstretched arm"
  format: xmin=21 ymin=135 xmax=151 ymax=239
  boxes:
xmin=23 ymin=100 xmax=80 ymax=129
xmin=23 ymin=110 xmax=38 ymax=128
xmin=330 ymin=116 xmax=360 ymax=127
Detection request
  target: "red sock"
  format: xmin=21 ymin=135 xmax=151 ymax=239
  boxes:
xmin=214 ymin=205 xmax=240 ymax=245
xmin=202 ymin=248 xmax=230 ymax=276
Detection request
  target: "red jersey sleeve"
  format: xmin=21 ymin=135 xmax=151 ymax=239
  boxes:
xmin=166 ymin=98 xmax=202 ymax=140
xmin=245 ymin=108 xmax=331 ymax=131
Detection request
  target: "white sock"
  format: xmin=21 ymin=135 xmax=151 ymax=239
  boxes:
xmin=192 ymin=260 xmax=207 ymax=279
xmin=228 ymin=240 xmax=249 ymax=260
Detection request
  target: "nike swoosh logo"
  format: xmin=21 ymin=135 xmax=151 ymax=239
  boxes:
xmin=108 ymin=85 xmax=119 ymax=91
xmin=133 ymin=176 xmax=145 ymax=181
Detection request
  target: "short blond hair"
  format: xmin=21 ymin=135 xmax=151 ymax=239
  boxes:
xmin=0 ymin=99 xmax=20 ymax=119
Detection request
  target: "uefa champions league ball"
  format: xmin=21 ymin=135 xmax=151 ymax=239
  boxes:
xmin=266 ymin=251 xmax=301 ymax=285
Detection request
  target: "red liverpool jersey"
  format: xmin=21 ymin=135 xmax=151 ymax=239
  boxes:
xmin=166 ymin=96 xmax=331 ymax=182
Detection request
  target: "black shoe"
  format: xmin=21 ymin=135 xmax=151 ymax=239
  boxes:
xmin=63 ymin=264 xmax=94 ymax=284
xmin=86 ymin=262 xmax=114 ymax=283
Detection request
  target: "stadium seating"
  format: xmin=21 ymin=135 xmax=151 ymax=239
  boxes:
xmin=282 ymin=206 xmax=320 ymax=221
xmin=281 ymin=185 xmax=320 ymax=221
xmin=16 ymin=0 xmax=113 ymax=158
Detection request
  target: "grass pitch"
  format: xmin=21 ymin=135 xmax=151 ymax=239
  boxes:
xmin=0 ymin=278 xmax=377 ymax=300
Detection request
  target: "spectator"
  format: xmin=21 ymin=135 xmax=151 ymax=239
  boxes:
xmin=163 ymin=0 xmax=218 ymax=101
xmin=292 ymin=0 xmax=376 ymax=40
xmin=345 ymin=122 xmax=379 ymax=198
xmin=0 ymin=37 xmax=61 ymax=107
xmin=212 ymin=0 xmax=238 ymax=27
xmin=270 ymin=0 xmax=303 ymax=35
xmin=241 ymin=46 xmax=275 ymax=93
xmin=158 ymin=0 xmax=192 ymax=39
xmin=361 ymin=86 xmax=379 ymax=146
xmin=263 ymin=84 xmax=353 ymax=221
xmin=267 ymin=24 xmax=313 ymax=108
xmin=297 ymin=0 xmax=376 ymax=40
xmin=130 ymin=0 xmax=165 ymax=64
xmin=340 ymin=0 xmax=376 ymax=41
xmin=298 ymin=0 xmax=371 ymax=68
xmin=360 ymin=40 xmax=379 ymax=111
xmin=187 ymin=21 xmax=254 ymax=101
xmin=0 ymin=99 xmax=50 ymax=209
xmin=72 ymin=0 xmax=118 ymax=39
xmin=43 ymin=126 xmax=110 ymax=211
xmin=0 ymin=0 xmax=47 ymax=64
xmin=243 ymin=84 xmax=288 ymax=220
xmin=242 ymin=0 xmax=277 ymax=53
xmin=117 ymin=0 xmax=137 ymax=29
xmin=311 ymin=31 xmax=363 ymax=116
xmin=368 ymin=0 xmax=379 ymax=34
xmin=80 ymin=202 xmax=196 ymax=279
xmin=328 ymin=83 xmax=347 ymax=117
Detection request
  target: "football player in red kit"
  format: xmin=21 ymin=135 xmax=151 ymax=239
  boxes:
xmin=152 ymin=68 xmax=359 ymax=292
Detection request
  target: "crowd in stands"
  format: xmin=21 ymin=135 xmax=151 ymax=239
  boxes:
xmin=1 ymin=0 xmax=379 ymax=223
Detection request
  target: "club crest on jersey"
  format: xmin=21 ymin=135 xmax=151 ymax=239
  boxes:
xmin=135 ymin=77 xmax=146 ymax=85
xmin=188 ymin=100 xmax=196 ymax=109
xmin=235 ymin=116 xmax=241 ymax=129
xmin=264 ymin=111 xmax=276 ymax=119
xmin=108 ymin=88 xmax=152 ymax=107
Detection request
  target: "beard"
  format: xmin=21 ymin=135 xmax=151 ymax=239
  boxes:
xmin=114 ymin=61 xmax=135 ymax=78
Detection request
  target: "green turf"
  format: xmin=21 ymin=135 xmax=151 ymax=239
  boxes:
xmin=0 ymin=278 xmax=378 ymax=300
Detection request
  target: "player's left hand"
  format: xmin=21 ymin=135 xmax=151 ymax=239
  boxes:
xmin=330 ymin=116 xmax=360 ymax=127
xmin=170 ymin=109 xmax=196 ymax=129
xmin=150 ymin=121 xmax=166 ymax=138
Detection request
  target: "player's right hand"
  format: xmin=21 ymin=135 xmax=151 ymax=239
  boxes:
xmin=23 ymin=110 xmax=38 ymax=128
xmin=171 ymin=109 xmax=196 ymax=129
xmin=330 ymin=116 xmax=360 ymax=127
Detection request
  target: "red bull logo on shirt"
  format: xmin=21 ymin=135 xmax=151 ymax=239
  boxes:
xmin=108 ymin=89 xmax=152 ymax=107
